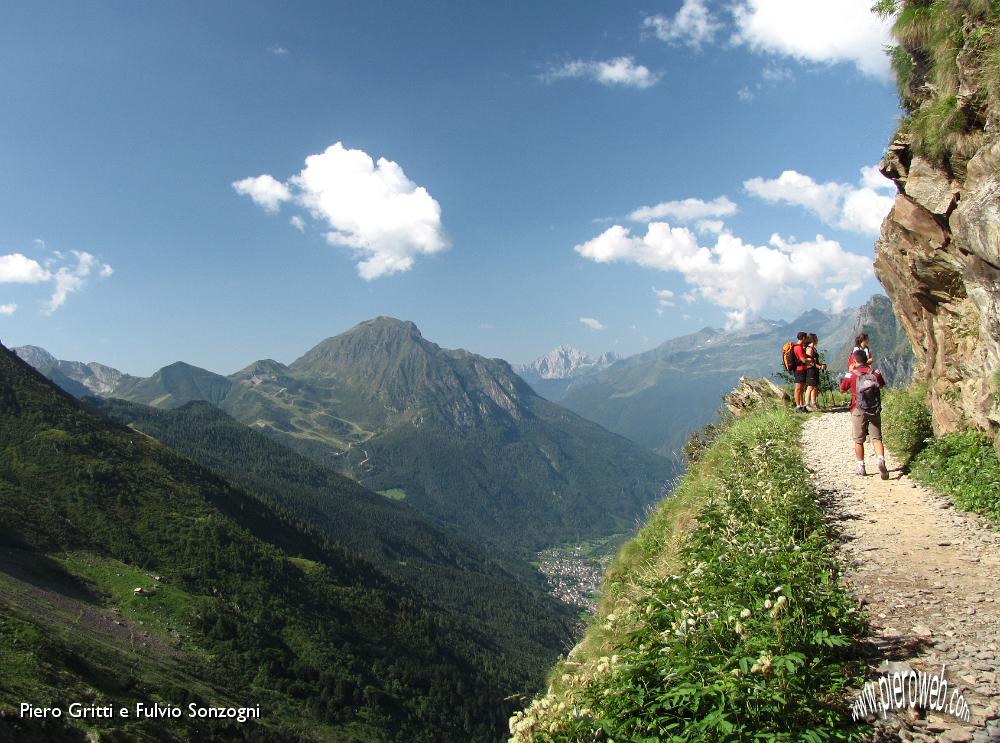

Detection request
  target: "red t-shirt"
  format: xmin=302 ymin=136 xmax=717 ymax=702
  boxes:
xmin=793 ymin=342 xmax=807 ymax=372
xmin=839 ymin=366 xmax=886 ymax=412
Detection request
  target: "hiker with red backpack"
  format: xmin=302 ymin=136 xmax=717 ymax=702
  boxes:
xmin=782 ymin=331 xmax=810 ymax=413
xmin=839 ymin=348 xmax=888 ymax=479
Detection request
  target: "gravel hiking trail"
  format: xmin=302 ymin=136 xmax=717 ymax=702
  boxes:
xmin=802 ymin=411 xmax=1000 ymax=743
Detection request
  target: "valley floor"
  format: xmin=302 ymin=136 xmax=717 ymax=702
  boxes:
xmin=803 ymin=412 xmax=1000 ymax=743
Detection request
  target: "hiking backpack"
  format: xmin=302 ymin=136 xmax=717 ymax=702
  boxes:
xmin=854 ymin=369 xmax=881 ymax=414
xmin=781 ymin=341 xmax=797 ymax=373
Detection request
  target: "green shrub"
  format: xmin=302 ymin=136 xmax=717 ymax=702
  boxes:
xmin=910 ymin=430 xmax=1000 ymax=519
xmin=512 ymin=405 xmax=868 ymax=741
xmin=881 ymin=384 xmax=934 ymax=465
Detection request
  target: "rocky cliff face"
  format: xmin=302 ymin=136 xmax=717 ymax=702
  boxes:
xmin=876 ymin=141 xmax=1000 ymax=443
xmin=874 ymin=4 xmax=1000 ymax=451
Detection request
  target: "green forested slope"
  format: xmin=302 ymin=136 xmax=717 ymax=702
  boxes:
xmin=0 ymin=342 xmax=551 ymax=742
xmin=86 ymin=397 xmax=576 ymax=671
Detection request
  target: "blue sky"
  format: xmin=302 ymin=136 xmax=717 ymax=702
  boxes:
xmin=0 ymin=1 xmax=900 ymax=375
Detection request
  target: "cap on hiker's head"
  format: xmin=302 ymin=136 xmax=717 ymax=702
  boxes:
xmin=853 ymin=349 xmax=868 ymax=365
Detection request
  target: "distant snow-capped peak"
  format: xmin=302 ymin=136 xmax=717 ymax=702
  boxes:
xmin=520 ymin=345 xmax=619 ymax=380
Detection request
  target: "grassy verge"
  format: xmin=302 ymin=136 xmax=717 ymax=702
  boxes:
xmin=910 ymin=432 xmax=1000 ymax=521
xmin=882 ymin=385 xmax=1000 ymax=521
xmin=881 ymin=385 xmax=934 ymax=467
xmin=510 ymin=405 xmax=867 ymax=742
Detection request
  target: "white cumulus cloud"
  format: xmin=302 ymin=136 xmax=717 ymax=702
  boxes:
xmin=232 ymin=174 xmax=292 ymax=213
xmin=0 ymin=253 xmax=51 ymax=283
xmin=0 ymin=303 xmax=16 ymax=315
xmin=235 ymin=142 xmax=449 ymax=280
xmin=575 ymin=222 xmax=871 ymax=327
xmin=744 ymin=171 xmax=845 ymax=221
xmin=579 ymin=316 xmax=605 ymax=331
xmin=643 ymin=0 xmax=721 ymax=49
xmin=289 ymin=215 xmax=305 ymax=232
xmin=744 ymin=166 xmax=895 ymax=235
xmin=629 ymin=195 xmax=737 ymax=223
xmin=541 ymin=56 xmax=660 ymax=89
xmin=731 ymin=0 xmax=893 ymax=79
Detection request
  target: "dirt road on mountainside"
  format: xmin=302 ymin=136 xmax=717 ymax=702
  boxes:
xmin=802 ymin=411 xmax=1000 ymax=743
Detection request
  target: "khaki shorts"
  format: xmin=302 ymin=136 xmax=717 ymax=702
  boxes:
xmin=852 ymin=409 xmax=882 ymax=444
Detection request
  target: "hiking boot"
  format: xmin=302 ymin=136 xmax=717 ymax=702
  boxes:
xmin=857 ymin=462 xmax=866 ymax=476
xmin=877 ymin=458 xmax=888 ymax=480
xmin=796 ymin=406 xmax=808 ymax=413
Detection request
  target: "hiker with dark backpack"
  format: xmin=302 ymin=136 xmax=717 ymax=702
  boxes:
xmin=804 ymin=333 xmax=827 ymax=411
xmin=839 ymin=349 xmax=888 ymax=479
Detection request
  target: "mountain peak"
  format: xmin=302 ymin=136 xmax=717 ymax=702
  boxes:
xmin=13 ymin=345 xmax=57 ymax=371
xmin=14 ymin=345 xmax=125 ymax=397
xmin=355 ymin=316 xmax=423 ymax=338
xmin=788 ymin=308 xmax=831 ymax=329
xmin=289 ymin=316 xmax=431 ymax=379
xmin=519 ymin=346 xmax=619 ymax=381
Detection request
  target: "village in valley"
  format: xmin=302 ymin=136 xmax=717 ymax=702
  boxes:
xmin=535 ymin=537 xmax=623 ymax=612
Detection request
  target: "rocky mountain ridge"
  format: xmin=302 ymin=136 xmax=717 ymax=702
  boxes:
xmin=13 ymin=345 xmax=129 ymax=397
xmin=20 ymin=318 xmax=674 ymax=554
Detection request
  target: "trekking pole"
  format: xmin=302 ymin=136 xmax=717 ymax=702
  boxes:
xmin=821 ymin=368 xmax=835 ymax=408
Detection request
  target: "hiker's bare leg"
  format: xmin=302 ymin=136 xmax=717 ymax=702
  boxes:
xmin=874 ymin=440 xmax=885 ymax=458
xmin=854 ymin=442 xmax=864 ymax=460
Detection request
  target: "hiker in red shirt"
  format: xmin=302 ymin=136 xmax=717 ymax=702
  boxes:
xmin=839 ymin=349 xmax=888 ymax=479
